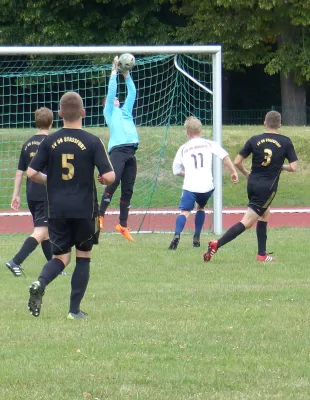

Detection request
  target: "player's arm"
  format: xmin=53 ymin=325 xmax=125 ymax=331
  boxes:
xmin=282 ymin=162 xmax=297 ymax=172
xmin=103 ymin=57 xmax=118 ymax=121
xmin=95 ymin=139 xmax=115 ymax=186
xmin=11 ymin=170 xmax=24 ymax=211
xmin=223 ymin=156 xmax=239 ymax=183
xmin=234 ymin=154 xmax=250 ymax=179
xmin=172 ymin=148 xmax=185 ymax=177
xmin=123 ymin=73 xmax=136 ymax=114
xmin=27 ymin=140 xmax=48 ymax=185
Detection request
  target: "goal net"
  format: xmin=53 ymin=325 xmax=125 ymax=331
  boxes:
xmin=0 ymin=46 xmax=222 ymax=235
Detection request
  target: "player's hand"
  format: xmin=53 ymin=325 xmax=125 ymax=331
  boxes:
xmin=231 ymin=172 xmax=239 ymax=184
xmin=97 ymin=174 xmax=104 ymax=184
xmin=245 ymin=171 xmax=250 ymax=180
xmin=11 ymin=196 xmax=21 ymax=211
xmin=112 ymin=56 xmax=119 ymax=72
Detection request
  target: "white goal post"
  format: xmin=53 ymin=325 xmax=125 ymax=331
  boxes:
xmin=0 ymin=45 xmax=223 ymax=234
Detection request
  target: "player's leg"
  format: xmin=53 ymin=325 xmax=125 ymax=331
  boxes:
xmin=6 ymin=201 xmax=50 ymax=276
xmin=28 ymin=219 xmax=72 ymax=317
xmin=169 ymin=190 xmax=195 ymax=250
xmin=67 ymin=218 xmax=100 ymax=319
xmin=116 ymin=152 xmax=137 ymax=241
xmin=203 ymin=208 xmax=259 ymax=262
xmin=193 ymin=190 xmax=214 ymax=247
xmin=256 ymin=207 xmax=275 ymax=261
xmin=99 ymin=149 xmax=125 ymax=229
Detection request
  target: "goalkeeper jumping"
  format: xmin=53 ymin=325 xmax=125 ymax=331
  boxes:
xmin=99 ymin=56 xmax=139 ymax=242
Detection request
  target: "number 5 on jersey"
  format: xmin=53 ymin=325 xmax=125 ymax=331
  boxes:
xmin=62 ymin=154 xmax=75 ymax=180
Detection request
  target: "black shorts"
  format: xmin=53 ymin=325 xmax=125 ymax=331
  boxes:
xmin=27 ymin=200 xmax=48 ymax=227
xmin=48 ymin=218 xmax=100 ymax=255
xmin=247 ymin=181 xmax=276 ymax=216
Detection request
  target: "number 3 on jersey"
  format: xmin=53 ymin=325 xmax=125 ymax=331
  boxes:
xmin=62 ymin=154 xmax=75 ymax=180
xmin=262 ymin=148 xmax=272 ymax=167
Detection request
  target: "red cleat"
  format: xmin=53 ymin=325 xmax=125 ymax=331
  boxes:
xmin=256 ymin=254 xmax=277 ymax=262
xmin=203 ymin=240 xmax=218 ymax=262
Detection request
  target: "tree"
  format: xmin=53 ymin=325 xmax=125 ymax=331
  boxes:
xmin=163 ymin=0 xmax=310 ymax=125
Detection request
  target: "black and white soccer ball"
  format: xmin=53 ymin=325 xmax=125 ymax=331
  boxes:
xmin=118 ymin=53 xmax=136 ymax=73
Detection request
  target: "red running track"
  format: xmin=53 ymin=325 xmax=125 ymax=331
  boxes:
xmin=1 ymin=207 xmax=310 ymax=234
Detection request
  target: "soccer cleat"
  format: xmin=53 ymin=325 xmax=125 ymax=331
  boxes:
xmin=193 ymin=234 xmax=200 ymax=248
xmin=5 ymin=260 xmax=23 ymax=277
xmin=99 ymin=216 xmax=104 ymax=230
xmin=67 ymin=310 xmax=88 ymax=320
xmin=203 ymin=240 xmax=218 ymax=262
xmin=28 ymin=281 xmax=44 ymax=317
xmin=256 ymin=254 xmax=277 ymax=262
xmin=168 ymin=234 xmax=180 ymax=250
xmin=115 ymin=224 xmax=134 ymax=242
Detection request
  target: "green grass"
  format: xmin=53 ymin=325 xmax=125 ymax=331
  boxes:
xmin=1 ymin=125 xmax=309 ymax=210
xmin=1 ymin=229 xmax=310 ymax=399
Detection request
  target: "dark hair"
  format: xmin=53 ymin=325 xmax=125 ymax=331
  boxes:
xmin=59 ymin=92 xmax=83 ymax=122
xmin=35 ymin=107 xmax=53 ymax=129
xmin=265 ymin=111 xmax=281 ymax=129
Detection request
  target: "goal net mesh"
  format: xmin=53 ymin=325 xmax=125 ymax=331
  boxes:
xmin=0 ymin=53 xmax=213 ymax=234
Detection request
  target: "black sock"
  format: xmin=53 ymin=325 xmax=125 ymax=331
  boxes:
xmin=100 ymin=192 xmax=112 ymax=216
xmin=120 ymin=200 xmax=130 ymax=227
xmin=218 ymin=222 xmax=246 ymax=249
xmin=256 ymin=221 xmax=267 ymax=256
xmin=38 ymin=258 xmax=65 ymax=290
xmin=41 ymin=239 xmax=52 ymax=261
xmin=13 ymin=237 xmax=38 ymax=265
xmin=69 ymin=258 xmax=90 ymax=314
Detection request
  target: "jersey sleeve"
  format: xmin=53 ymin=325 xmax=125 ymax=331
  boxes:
xmin=286 ymin=139 xmax=298 ymax=163
xmin=28 ymin=139 xmax=49 ymax=172
xmin=172 ymin=146 xmax=184 ymax=175
xmin=122 ymin=75 xmax=136 ymax=114
xmin=103 ymin=73 xmax=117 ymax=124
xmin=17 ymin=147 xmax=26 ymax=171
xmin=239 ymin=139 xmax=252 ymax=158
xmin=94 ymin=139 xmax=114 ymax=175
xmin=209 ymin=140 xmax=229 ymax=159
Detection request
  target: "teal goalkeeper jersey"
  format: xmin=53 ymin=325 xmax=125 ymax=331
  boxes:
xmin=104 ymin=73 xmax=139 ymax=152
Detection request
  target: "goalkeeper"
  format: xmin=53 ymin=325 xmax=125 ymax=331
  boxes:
xmin=99 ymin=56 xmax=139 ymax=242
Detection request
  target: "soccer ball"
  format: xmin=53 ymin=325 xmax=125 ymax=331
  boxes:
xmin=118 ymin=53 xmax=135 ymax=73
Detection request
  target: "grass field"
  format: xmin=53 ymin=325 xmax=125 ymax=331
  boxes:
xmin=1 ymin=229 xmax=310 ymax=400
xmin=1 ymin=125 xmax=310 ymax=210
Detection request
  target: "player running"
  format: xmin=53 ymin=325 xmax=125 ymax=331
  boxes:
xmin=204 ymin=111 xmax=298 ymax=263
xmin=5 ymin=107 xmax=53 ymax=277
xmin=27 ymin=92 xmax=115 ymax=319
xmin=169 ymin=116 xmax=238 ymax=250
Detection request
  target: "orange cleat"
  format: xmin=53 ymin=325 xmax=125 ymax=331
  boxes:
xmin=256 ymin=254 xmax=277 ymax=262
xmin=115 ymin=224 xmax=134 ymax=242
xmin=99 ymin=216 xmax=104 ymax=230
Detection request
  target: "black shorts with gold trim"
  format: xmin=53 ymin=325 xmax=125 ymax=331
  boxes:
xmin=247 ymin=181 xmax=277 ymax=216
xmin=48 ymin=217 xmax=100 ymax=255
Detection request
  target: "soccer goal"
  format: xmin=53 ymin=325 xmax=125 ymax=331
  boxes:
xmin=0 ymin=45 xmax=223 ymax=235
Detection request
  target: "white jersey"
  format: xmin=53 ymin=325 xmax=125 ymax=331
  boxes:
xmin=172 ymin=137 xmax=228 ymax=193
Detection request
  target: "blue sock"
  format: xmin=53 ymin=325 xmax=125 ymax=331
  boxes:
xmin=195 ymin=210 xmax=205 ymax=235
xmin=175 ymin=215 xmax=186 ymax=235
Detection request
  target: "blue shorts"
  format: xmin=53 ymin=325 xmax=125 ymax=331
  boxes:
xmin=179 ymin=189 xmax=214 ymax=211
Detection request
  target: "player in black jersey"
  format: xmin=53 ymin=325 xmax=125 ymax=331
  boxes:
xmin=26 ymin=92 xmax=115 ymax=319
xmin=204 ymin=111 xmax=298 ymax=263
xmin=5 ymin=107 xmax=53 ymax=277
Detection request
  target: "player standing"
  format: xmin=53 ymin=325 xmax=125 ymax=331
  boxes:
xmin=204 ymin=111 xmax=298 ymax=262
xmin=27 ymin=92 xmax=115 ymax=319
xmin=99 ymin=56 xmax=139 ymax=242
xmin=5 ymin=107 xmax=53 ymax=276
xmin=169 ymin=116 xmax=238 ymax=250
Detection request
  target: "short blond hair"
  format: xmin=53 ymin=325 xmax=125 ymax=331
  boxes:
xmin=35 ymin=107 xmax=53 ymax=129
xmin=265 ymin=111 xmax=281 ymax=129
xmin=60 ymin=92 xmax=83 ymax=122
xmin=184 ymin=116 xmax=202 ymax=135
